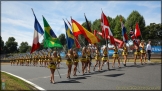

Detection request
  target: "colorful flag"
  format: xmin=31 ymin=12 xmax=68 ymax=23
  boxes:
xmin=121 ymin=21 xmax=128 ymax=43
xmin=71 ymin=18 xmax=99 ymax=44
xmin=64 ymin=21 xmax=74 ymax=49
xmin=43 ymin=16 xmax=62 ymax=48
xmin=135 ymin=22 xmax=141 ymax=37
xmin=30 ymin=10 xmax=44 ymax=53
xmin=101 ymin=11 xmax=115 ymax=45
xmin=66 ymin=18 xmax=80 ymax=48
xmin=129 ymin=29 xmax=138 ymax=46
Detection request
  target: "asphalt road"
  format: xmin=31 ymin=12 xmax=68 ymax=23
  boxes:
xmin=1 ymin=62 xmax=161 ymax=90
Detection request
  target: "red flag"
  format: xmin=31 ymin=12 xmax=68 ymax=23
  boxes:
xmin=135 ymin=22 xmax=141 ymax=37
xmin=101 ymin=11 xmax=115 ymax=45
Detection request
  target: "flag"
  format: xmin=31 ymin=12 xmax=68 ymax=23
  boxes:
xmin=135 ymin=22 xmax=141 ymax=37
xmin=30 ymin=11 xmax=44 ymax=53
xmin=64 ymin=21 xmax=74 ymax=49
xmin=71 ymin=18 xmax=99 ymax=44
xmin=66 ymin=18 xmax=80 ymax=48
xmin=43 ymin=16 xmax=62 ymax=48
xmin=121 ymin=21 xmax=128 ymax=43
xmin=101 ymin=11 xmax=115 ymax=45
xmin=84 ymin=14 xmax=93 ymax=46
xmin=129 ymin=29 xmax=138 ymax=46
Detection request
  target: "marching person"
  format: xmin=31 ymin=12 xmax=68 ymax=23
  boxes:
xmin=112 ymin=46 xmax=120 ymax=68
xmin=85 ymin=47 xmax=91 ymax=73
xmin=80 ymin=47 xmax=87 ymax=75
xmin=134 ymin=43 xmax=141 ymax=65
xmin=66 ymin=49 xmax=74 ymax=79
xmin=122 ymin=43 xmax=128 ymax=66
xmin=139 ymin=40 xmax=147 ymax=64
xmin=47 ymin=51 xmax=58 ymax=84
xmin=73 ymin=49 xmax=79 ymax=76
xmin=100 ymin=45 xmax=110 ymax=70
xmin=146 ymin=40 xmax=152 ymax=62
xmin=93 ymin=46 xmax=101 ymax=71
xmin=57 ymin=53 xmax=62 ymax=69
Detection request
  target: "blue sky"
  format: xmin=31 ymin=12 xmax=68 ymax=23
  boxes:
xmin=1 ymin=1 xmax=161 ymax=46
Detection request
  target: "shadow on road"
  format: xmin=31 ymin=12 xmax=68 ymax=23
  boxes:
xmin=55 ymin=80 xmax=81 ymax=84
xmin=104 ymin=73 xmax=125 ymax=77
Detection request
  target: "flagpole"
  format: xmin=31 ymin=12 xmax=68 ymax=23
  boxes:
xmin=101 ymin=9 xmax=109 ymax=61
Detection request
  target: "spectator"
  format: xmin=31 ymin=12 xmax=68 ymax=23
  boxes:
xmin=146 ymin=40 xmax=152 ymax=62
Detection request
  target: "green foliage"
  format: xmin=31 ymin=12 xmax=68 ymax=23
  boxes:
xmin=19 ymin=42 xmax=30 ymax=53
xmin=0 ymin=36 xmax=4 ymax=53
xmin=58 ymin=34 xmax=66 ymax=46
xmin=5 ymin=37 xmax=18 ymax=53
xmin=125 ymin=10 xmax=145 ymax=40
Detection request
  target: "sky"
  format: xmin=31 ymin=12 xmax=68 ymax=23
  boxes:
xmin=1 ymin=1 xmax=161 ymax=46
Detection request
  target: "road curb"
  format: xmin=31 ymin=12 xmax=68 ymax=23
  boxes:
xmin=1 ymin=71 xmax=45 ymax=91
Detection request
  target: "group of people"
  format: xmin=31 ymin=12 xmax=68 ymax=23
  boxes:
xmin=8 ymin=40 xmax=152 ymax=84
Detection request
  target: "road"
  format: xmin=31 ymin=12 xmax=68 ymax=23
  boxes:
xmin=1 ymin=62 xmax=161 ymax=90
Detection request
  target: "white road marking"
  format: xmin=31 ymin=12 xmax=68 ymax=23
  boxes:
xmin=1 ymin=71 xmax=45 ymax=91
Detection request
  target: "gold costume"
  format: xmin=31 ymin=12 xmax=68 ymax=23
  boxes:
xmin=57 ymin=56 xmax=61 ymax=63
xmin=134 ymin=49 xmax=141 ymax=56
xmin=140 ymin=46 xmax=146 ymax=54
xmin=80 ymin=52 xmax=87 ymax=62
xmin=95 ymin=51 xmax=101 ymax=60
xmin=122 ymin=47 xmax=128 ymax=56
xmin=73 ymin=55 xmax=79 ymax=63
xmin=66 ymin=55 xmax=73 ymax=65
xmin=86 ymin=51 xmax=91 ymax=61
xmin=102 ymin=49 xmax=108 ymax=61
xmin=112 ymin=48 xmax=119 ymax=58
xmin=47 ymin=57 xmax=58 ymax=69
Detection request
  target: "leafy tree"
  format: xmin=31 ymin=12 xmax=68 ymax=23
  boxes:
xmin=0 ymin=36 xmax=4 ymax=54
xmin=58 ymin=33 xmax=66 ymax=47
xmin=26 ymin=46 xmax=32 ymax=52
xmin=5 ymin=37 xmax=18 ymax=53
xmin=125 ymin=10 xmax=145 ymax=40
xmin=19 ymin=42 xmax=29 ymax=53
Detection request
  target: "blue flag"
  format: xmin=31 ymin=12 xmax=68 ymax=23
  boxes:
xmin=64 ymin=21 xmax=74 ymax=49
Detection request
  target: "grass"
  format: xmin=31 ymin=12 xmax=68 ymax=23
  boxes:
xmin=0 ymin=72 xmax=39 ymax=91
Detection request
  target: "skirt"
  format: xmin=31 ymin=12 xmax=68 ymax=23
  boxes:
xmin=47 ymin=64 xmax=56 ymax=69
xmin=80 ymin=57 xmax=87 ymax=62
xmin=134 ymin=51 xmax=141 ymax=56
xmin=102 ymin=56 xmax=108 ymax=61
xmin=95 ymin=56 xmax=101 ymax=60
xmin=140 ymin=50 xmax=146 ymax=54
xmin=73 ymin=59 xmax=79 ymax=63
xmin=112 ymin=53 xmax=119 ymax=58
xmin=66 ymin=61 xmax=73 ymax=65
xmin=122 ymin=52 xmax=128 ymax=56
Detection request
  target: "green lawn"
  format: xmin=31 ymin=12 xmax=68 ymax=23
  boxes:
xmin=0 ymin=72 xmax=38 ymax=91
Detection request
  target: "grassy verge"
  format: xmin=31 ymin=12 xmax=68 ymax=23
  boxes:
xmin=0 ymin=72 xmax=39 ymax=91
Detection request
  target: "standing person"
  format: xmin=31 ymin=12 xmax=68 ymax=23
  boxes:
xmin=140 ymin=40 xmax=147 ymax=64
xmin=112 ymin=46 xmax=120 ymax=68
xmin=57 ymin=53 xmax=62 ymax=69
xmin=134 ymin=44 xmax=141 ymax=65
xmin=146 ymin=40 xmax=152 ymax=62
xmin=73 ymin=49 xmax=79 ymax=76
xmin=66 ymin=49 xmax=73 ymax=78
xmin=85 ymin=47 xmax=91 ymax=73
xmin=122 ymin=43 xmax=128 ymax=66
xmin=93 ymin=46 xmax=101 ymax=71
xmin=47 ymin=51 xmax=58 ymax=84
xmin=100 ymin=45 xmax=110 ymax=70
xmin=80 ymin=47 xmax=87 ymax=75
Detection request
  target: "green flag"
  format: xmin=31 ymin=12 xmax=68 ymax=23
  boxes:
xmin=43 ymin=16 xmax=62 ymax=48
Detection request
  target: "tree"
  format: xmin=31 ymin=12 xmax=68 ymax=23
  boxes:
xmin=112 ymin=15 xmax=126 ymax=40
xmin=0 ymin=36 xmax=4 ymax=54
xmin=58 ymin=34 xmax=66 ymax=47
xmin=19 ymin=42 xmax=30 ymax=53
xmin=5 ymin=37 xmax=18 ymax=53
xmin=26 ymin=46 xmax=32 ymax=52
xmin=125 ymin=10 xmax=145 ymax=40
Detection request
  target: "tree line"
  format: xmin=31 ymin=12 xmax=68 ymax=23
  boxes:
xmin=1 ymin=10 xmax=161 ymax=54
